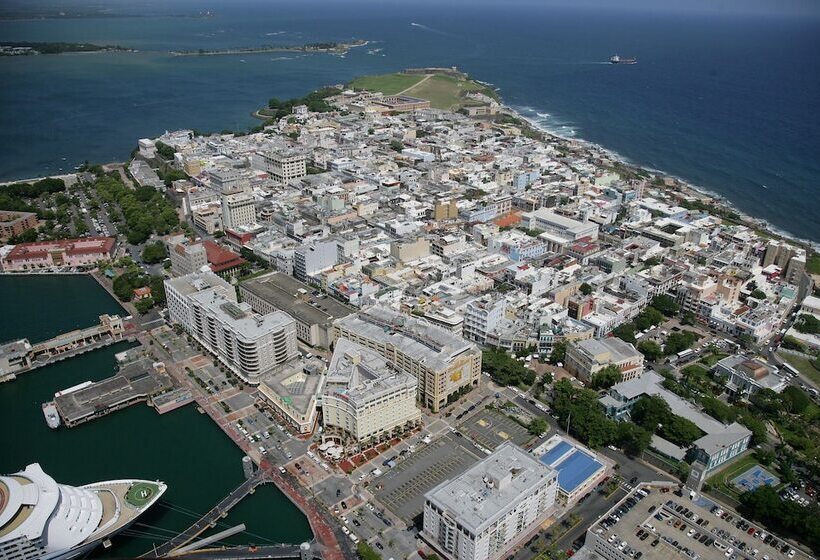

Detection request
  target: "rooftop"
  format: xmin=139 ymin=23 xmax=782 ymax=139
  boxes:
xmin=241 ymin=272 xmax=355 ymax=325
xmin=425 ymin=442 xmax=557 ymax=535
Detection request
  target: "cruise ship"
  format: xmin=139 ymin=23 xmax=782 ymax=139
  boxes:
xmin=0 ymin=463 xmax=167 ymax=560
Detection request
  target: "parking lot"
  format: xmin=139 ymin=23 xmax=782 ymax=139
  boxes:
xmin=457 ymin=407 xmax=532 ymax=451
xmin=374 ymin=432 xmax=482 ymax=522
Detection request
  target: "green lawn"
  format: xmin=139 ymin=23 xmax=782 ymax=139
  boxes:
xmin=348 ymin=73 xmax=423 ymax=95
xmin=348 ymin=72 xmax=498 ymax=110
xmin=706 ymin=454 xmax=760 ymax=499
xmin=807 ymin=253 xmax=820 ymax=275
xmin=777 ymin=351 xmax=820 ymax=386
xmin=700 ymin=353 xmax=728 ymax=368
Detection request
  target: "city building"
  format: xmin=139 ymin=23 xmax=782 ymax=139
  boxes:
xmin=165 ymin=272 xmax=298 ymax=384
xmin=167 ymin=236 xmax=208 ymax=276
xmin=221 ymin=192 xmax=256 ymax=231
xmin=239 ymin=272 xmax=355 ymax=347
xmin=422 ymin=442 xmax=559 ymax=560
xmin=0 ymin=463 xmax=166 ymax=560
xmin=209 ymin=167 xmax=247 ymax=194
xmin=293 ymin=241 xmax=338 ymax=282
xmin=202 ymin=240 xmax=246 ymax=278
xmin=600 ymin=371 xmax=751 ymax=474
xmin=1 ymin=237 xmax=116 ymax=272
xmin=713 ymin=354 xmax=787 ymax=398
xmin=0 ymin=210 xmax=38 ymax=241
xmin=332 ymin=306 xmax=482 ymax=412
xmin=531 ymin=435 xmax=611 ymax=506
xmin=373 ymin=95 xmax=431 ymax=113
xmin=258 ymin=150 xmax=307 ymax=183
xmin=322 ymin=338 xmax=421 ymax=443
xmin=463 ymin=296 xmax=507 ymax=345
xmin=259 ymin=360 xmax=324 ymax=434
xmin=526 ymin=209 xmax=599 ymax=253
xmin=564 ymin=338 xmax=644 ymax=383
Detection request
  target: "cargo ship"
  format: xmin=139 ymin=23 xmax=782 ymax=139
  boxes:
xmin=609 ymin=55 xmax=636 ymax=64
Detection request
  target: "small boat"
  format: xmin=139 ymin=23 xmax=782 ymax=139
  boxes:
xmin=610 ymin=55 xmax=637 ymax=64
xmin=42 ymin=401 xmax=60 ymax=429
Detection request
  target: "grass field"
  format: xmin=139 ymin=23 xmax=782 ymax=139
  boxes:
xmin=348 ymin=73 xmax=424 ymax=95
xmin=348 ymin=72 xmax=497 ymax=110
xmin=778 ymin=351 xmax=820 ymax=386
xmin=807 ymin=254 xmax=820 ymax=275
xmin=706 ymin=455 xmax=762 ymax=499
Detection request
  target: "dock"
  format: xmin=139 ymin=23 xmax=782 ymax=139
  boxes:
xmin=53 ymin=349 xmax=176 ymax=427
xmin=0 ymin=314 xmax=126 ymax=382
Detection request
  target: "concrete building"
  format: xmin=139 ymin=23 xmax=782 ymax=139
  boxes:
xmin=293 ymin=241 xmax=338 ymax=282
xmin=1 ymin=237 xmax=115 ymax=272
xmin=209 ymin=167 xmax=246 ymax=194
xmin=390 ymin=237 xmax=431 ymax=263
xmin=564 ymin=338 xmax=644 ymax=383
xmin=322 ymin=338 xmax=421 ymax=443
xmin=165 ymin=272 xmax=298 ymax=384
xmin=332 ymin=306 xmax=482 ymax=412
xmin=526 ymin=209 xmax=599 ymax=253
xmin=599 ymin=371 xmax=751 ymax=474
xmin=221 ymin=192 xmax=256 ymax=231
xmin=239 ymin=272 xmax=355 ymax=348
xmin=422 ymin=442 xmax=558 ymax=560
xmin=259 ymin=360 xmax=324 ymax=434
xmin=530 ymin=435 xmax=611 ymax=506
xmin=0 ymin=210 xmax=38 ymax=241
xmin=374 ymin=95 xmax=431 ymax=113
xmin=463 ymin=296 xmax=506 ymax=345
xmin=714 ymin=354 xmax=787 ymax=398
xmin=167 ymin=237 xmax=208 ymax=276
xmin=258 ymin=150 xmax=307 ymax=183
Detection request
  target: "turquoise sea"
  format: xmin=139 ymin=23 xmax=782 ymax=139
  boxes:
xmin=0 ymin=0 xmax=818 ymax=242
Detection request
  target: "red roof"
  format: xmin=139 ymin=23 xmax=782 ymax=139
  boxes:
xmin=5 ymin=237 xmax=115 ymax=261
xmin=202 ymin=240 xmax=245 ymax=273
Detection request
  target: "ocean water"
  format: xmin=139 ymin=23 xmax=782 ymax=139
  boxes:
xmin=0 ymin=0 xmax=818 ymax=242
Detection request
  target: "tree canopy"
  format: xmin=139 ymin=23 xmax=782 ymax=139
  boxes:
xmin=740 ymin=485 xmax=820 ymax=554
xmin=794 ymin=314 xmax=820 ymax=335
xmin=590 ymin=364 xmax=623 ymax=390
xmin=650 ymin=294 xmax=680 ymax=317
xmin=141 ymin=241 xmax=167 ymax=264
xmin=482 ymin=349 xmax=535 ymax=387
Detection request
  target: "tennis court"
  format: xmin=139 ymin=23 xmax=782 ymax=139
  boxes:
xmin=731 ymin=465 xmax=779 ymax=493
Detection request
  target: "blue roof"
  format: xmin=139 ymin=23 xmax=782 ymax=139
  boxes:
xmin=540 ymin=441 xmax=572 ymax=465
xmin=553 ymin=451 xmax=603 ymax=493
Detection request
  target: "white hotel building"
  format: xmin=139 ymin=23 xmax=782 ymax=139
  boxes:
xmin=423 ymin=443 xmax=558 ymax=560
xmin=322 ymin=338 xmax=421 ymax=443
xmin=165 ymin=272 xmax=298 ymax=384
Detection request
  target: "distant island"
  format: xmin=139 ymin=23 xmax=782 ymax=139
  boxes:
xmin=170 ymin=39 xmax=369 ymax=57
xmin=0 ymin=42 xmax=133 ymax=56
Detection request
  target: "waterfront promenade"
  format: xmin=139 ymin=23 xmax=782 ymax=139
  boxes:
xmin=142 ymin=330 xmax=350 ymax=560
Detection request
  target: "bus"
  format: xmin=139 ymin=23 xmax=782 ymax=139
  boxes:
xmin=676 ymin=348 xmax=695 ymax=360
xmin=782 ymin=363 xmax=799 ymax=377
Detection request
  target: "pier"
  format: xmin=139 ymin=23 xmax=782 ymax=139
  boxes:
xmin=53 ymin=349 xmax=176 ymax=427
xmin=0 ymin=314 xmax=126 ymax=382
xmin=143 ymin=469 xmax=272 ymax=558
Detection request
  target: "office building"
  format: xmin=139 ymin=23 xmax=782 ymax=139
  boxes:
xmin=0 ymin=210 xmax=38 ymax=241
xmin=258 ymin=150 xmax=307 ymax=183
xmin=239 ymin=272 xmax=355 ymax=347
xmin=221 ymin=192 xmax=256 ymax=231
xmin=1 ymin=237 xmax=115 ymax=272
xmin=332 ymin=306 xmax=482 ymax=412
xmin=259 ymin=360 xmax=324 ymax=434
xmin=167 ymin=237 xmax=208 ymax=276
xmin=526 ymin=209 xmax=599 ymax=253
xmin=531 ymin=435 xmax=610 ymax=506
xmin=422 ymin=442 xmax=558 ymax=560
xmin=463 ymin=296 xmax=506 ymax=345
xmin=293 ymin=240 xmax=338 ymax=282
xmin=165 ymin=272 xmax=298 ymax=384
xmin=564 ymin=338 xmax=644 ymax=383
xmin=322 ymin=338 xmax=421 ymax=443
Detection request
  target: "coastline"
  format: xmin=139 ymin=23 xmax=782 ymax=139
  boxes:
xmin=505 ymin=105 xmax=819 ymax=252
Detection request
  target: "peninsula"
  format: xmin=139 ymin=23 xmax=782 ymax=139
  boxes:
xmin=0 ymin=41 xmax=133 ymax=56
xmin=170 ymin=39 xmax=368 ymax=57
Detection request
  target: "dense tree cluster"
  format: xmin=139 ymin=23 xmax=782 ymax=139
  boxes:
xmin=631 ymin=395 xmax=704 ymax=447
xmin=266 ymin=87 xmax=341 ymax=120
xmin=650 ymin=294 xmax=680 ymax=317
xmin=0 ymin=177 xmax=66 ymax=215
xmin=794 ymin=314 xmax=820 ymax=335
xmin=740 ymin=485 xmax=820 ymax=554
xmin=663 ymin=330 xmax=700 ymax=355
xmin=154 ymin=141 xmax=176 ymax=160
xmin=482 ymin=349 xmax=536 ymax=387
xmin=589 ymin=364 xmax=623 ymax=390
xmin=141 ymin=241 xmax=167 ymax=264
xmin=94 ymin=176 xmax=178 ymax=244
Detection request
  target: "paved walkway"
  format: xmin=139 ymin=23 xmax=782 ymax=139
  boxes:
xmin=396 ymin=74 xmax=432 ymax=95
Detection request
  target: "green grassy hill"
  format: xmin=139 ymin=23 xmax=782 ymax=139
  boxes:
xmin=348 ymin=71 xmax=498 ymax=111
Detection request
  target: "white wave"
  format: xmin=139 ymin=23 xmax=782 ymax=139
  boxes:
xmin=265 ymin=31 xmax=287 ymax=36
xmin=409 ymin=22 xmax=451 ymax=36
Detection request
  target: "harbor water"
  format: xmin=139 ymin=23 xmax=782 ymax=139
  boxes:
xmin=0 ymin=274 xmax=312 ymax=557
